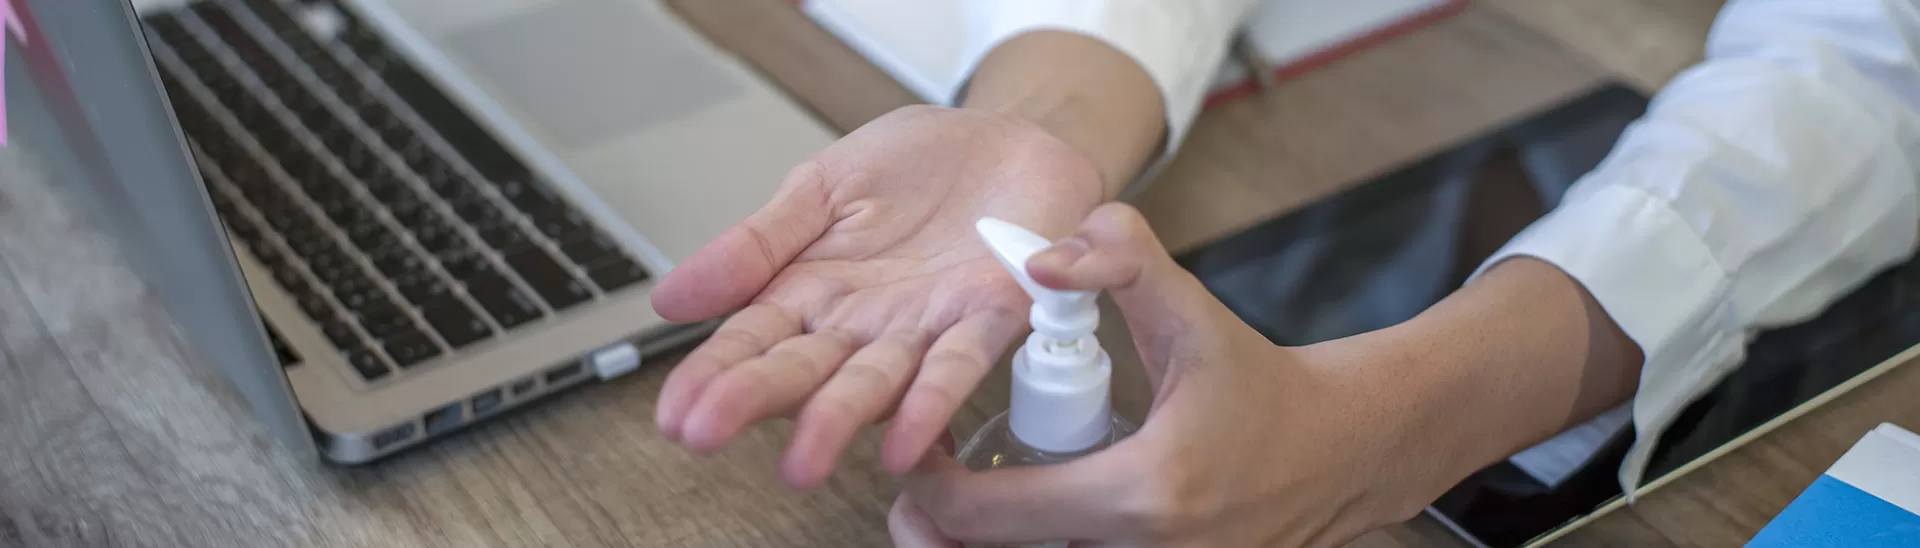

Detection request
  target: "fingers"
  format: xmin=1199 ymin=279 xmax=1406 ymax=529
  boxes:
xmin=655 ymin=304 xmax=802 ymax=441
xmin=1025 ymin=203 xmax=1218 ymax=341
xmin=782 ymin=330 xmax=933 ymax=490
xmin=1026 ymin=203 xmax=1202 ymax=301
xmin=881 ymin=312 xmax=1025 ymax=474
xmin=903 ymin=449 xmax=1138 ymax=543
xmin=680 ymin=329 xmax=861 ymax=454
xmin=652 ymin=161 xmax=834 ymax=323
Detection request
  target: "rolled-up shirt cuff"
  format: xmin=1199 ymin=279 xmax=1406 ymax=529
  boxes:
xmin=956 ymin=1 xmax=1226 ymax=199
xmin=1472 ymin=183 xmax=1747 ymax=498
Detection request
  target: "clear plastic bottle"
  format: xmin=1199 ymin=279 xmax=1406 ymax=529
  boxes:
xmin=955 ymin=218 xmax=1139 ymax=548
xmin=955 ymin=411 xmax=1137 ymax=548
xmin=957 ymin=409 xmax=1138 ymax=472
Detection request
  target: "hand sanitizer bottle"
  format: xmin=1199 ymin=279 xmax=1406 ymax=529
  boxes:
xmin=956 ymin=218 xmax=1139 ymax=548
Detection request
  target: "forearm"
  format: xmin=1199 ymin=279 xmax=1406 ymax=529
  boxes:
xmin=961 ymin=31 xmax=1168 ymax=197
xmin=1336 ymin=257 xmax=1644 ymax=480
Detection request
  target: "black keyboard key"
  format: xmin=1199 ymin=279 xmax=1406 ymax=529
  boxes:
xmin=338 ymin=287 xmax=396 ymax=316
xmin=285 ymin=232 xmax=338 ymax=260
xmin=327 ymin=268 xmax=378 ymax=298
xmin=385 ymin=193 xmax=428 ymax=220
xmin=431 ymin=171 xmax=484 ymax=199
xmin=307 ymin=255 xmax=360 ymax=286
xmin=280 ymin=220 xmax=329 ymax=249
xmin=476 ymin=222 xmax=531 ymax=250
xmin=341 ymin=146 xmax=385 ymax=179
xmin=306 ymin=185 xmax=356 ymax=213
xmin=450 ymin=196 xmax=502 ymax=224
xmin=400 ymin=143 xmax=446 ymax=176
xmin=342 ymin=219 xmax=391 ymax=248
xmin=294 ymin=290 xmax=335 ymax=319
xmin=319 ymin=316 xmax=359 ymax=348
xmin=329 ymin=270 xmax=386 ymax=303
xmin=396 ymin=204 xmax=447 ymax=233
xmin=372 ymin=249 xmax=426 ymax=278
xmin=364 ymin=171 xmax=416 ymax=203
xmin=420 ymin=299 xmax=492 ymax=349
xmin=557 ymin=233 xmax=622 ymax=267
xmin=412 ymin=220 xmax=466 ymax=252
xmin=420 ymin=160 xmax=468 ymax=191
xmin=354 ymin=300 xmax=413 ymax=339
xmin=585 ymin=258 xmax=650 ymax=293
xmin=503 ymin=248 xmax=591 ymax=310
xmin=269 ymin=261 xmax=308 ymax=290
xmin=319 ymin=191 xmax=369 ymax=219
xmin=496 ymin=179 xmax=560 ymax=214
xmin=345 ymin=347 xmax=390 ymax=380
xmin=466 ymin=274 xmax=541 ymax=329
xmin=189 ymin=3 xmax=251 ymax=45
xmin=351 ymin=226 xmax=405 ymax=255
xmin=380 ymin=329 xmax=442 ymax=368
xmin=527 ymin=206 xmax=591 ymax=240
xmin=439 ymin=249 xmax=495 ymax=281
xmin=394 ymin=272 xmax=452 ymax=304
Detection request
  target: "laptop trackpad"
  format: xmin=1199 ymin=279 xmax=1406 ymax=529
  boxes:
xmin=440 ymin=0 xmax=741 ymax=149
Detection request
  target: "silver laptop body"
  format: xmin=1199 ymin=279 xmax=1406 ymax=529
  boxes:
xmin=13 ymin=0 xmax=835 ymax=463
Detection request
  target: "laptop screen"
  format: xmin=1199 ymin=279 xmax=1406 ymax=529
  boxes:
xmin=8 ymin=0 xmax=314 ymax=457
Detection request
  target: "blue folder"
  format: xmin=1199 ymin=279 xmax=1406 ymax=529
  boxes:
xmin=1747 ymin=423 xmax=1920 ymax=547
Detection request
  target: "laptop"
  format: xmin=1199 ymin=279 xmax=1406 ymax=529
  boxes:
xmin=10 ymin=0 xmax=835 ymax=463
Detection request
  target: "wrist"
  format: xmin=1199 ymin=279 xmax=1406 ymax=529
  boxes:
xmin=1412 ymin=258 xmax=1642 ymax=471
xmin=1321 ymin=258 xmax=1644 ymax=494
xmin=961 ymin=31 xmax=1168 ymax=199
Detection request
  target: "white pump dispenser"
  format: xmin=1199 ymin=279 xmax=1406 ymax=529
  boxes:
xmin=957 ymin=218 xmax=1136 ymax=548
xmin=973 ymin=217 xmax=1117 ymax=453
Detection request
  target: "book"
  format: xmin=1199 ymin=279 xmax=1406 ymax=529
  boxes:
xmin=1747 ymin=423 xmax=1920 ymax=547
xmin=798 ymin=0 xmax=1467 ymax=108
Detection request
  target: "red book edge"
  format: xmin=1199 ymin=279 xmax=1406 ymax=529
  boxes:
xmin=1204 ymin=0 xmax=1470 ymax=108
xmin=789 ymin=0 xmax=1471 ymax=110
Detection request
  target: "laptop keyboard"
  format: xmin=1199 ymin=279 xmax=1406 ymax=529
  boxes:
xmin=140 ymin=0 xmax=651 ymax=381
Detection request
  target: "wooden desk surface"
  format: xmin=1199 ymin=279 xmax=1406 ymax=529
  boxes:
xmin=4 ymin=0 xmax=1916 ymax=547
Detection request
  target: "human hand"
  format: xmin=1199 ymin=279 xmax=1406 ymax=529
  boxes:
xmin=650 ymin=105 xmax=1110 ymax=488
xmin=889 ymin=204 xmax=1500 ymax=548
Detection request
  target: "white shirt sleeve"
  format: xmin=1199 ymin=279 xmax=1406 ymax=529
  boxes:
xmin=1476 ymin=0 xmax=1920 ymax=496
xmin=957 ymin=0 xmax=1258 ymax=197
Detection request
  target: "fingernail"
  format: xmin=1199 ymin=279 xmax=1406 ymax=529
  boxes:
xmin=1030 ymin=237 xmax=1091 ymax=271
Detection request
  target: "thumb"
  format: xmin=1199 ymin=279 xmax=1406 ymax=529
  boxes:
xmin=1025 ymin=203 xmax=1217 ymax=335
xmin=651 ymin=161 xmax=833 ymax=322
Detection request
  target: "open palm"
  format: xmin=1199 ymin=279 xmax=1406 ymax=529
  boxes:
xmin=651 ymin=106 xmax=1107 ymax=489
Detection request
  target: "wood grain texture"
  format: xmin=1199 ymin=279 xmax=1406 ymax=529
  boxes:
xmin=1133 ymin=5 xmax=1605 ymax=254
xmin=1484 ymin=0 xmax=1727 ymax=94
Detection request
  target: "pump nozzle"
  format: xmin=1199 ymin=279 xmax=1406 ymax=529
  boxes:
xmin=975 ymin=217 xmax=1099 ymax=342
xmin=975 ymin=217 xmax=1118 ymax=454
